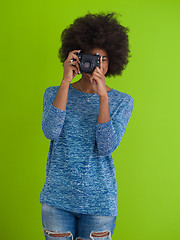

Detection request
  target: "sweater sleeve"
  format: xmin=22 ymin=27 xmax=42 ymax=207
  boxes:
xmin=41 ymin=87 xmax=66 ymax=140
xmin=95 ymin=97 xmax=134 ymax=156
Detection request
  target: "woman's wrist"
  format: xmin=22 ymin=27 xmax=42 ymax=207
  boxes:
xmin=61 ymin=78 xmax=71 ymax=86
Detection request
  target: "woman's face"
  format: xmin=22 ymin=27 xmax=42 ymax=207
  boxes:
xmin=85 ymin=47 xmax=109 ymax=76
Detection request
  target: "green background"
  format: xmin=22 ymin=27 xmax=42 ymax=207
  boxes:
xmin=1 ymin=0 xmax=180 ymax=239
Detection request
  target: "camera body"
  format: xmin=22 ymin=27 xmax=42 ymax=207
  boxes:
xmin=73 ymin=52 xmax=101 ymax=74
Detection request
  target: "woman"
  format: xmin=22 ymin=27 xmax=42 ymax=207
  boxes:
xmin=40 ymin=11 xmax=134 ymax=240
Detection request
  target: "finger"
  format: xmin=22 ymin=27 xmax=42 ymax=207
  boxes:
xmin=90 ymin=77 xmax=97 ymax=84
xmin=72 ymin=63 xmax=80 ymax=74
xmin=68 ymin=50 xmax=81 ymax=62
xmin=85 ymin=73 xmax=91 ymax=78
xmin=92 ymin=71 xmax=100 ymax=77
xmin=89 ymin=74 xmax=94 ymax=83
xmin=72 ymin=66 xmax=78 ymax=74
xmin=71 ymin=50 xmax=81 ymax=52
xmin=70 ymin=49 xmax=81 ymax=56
xmin=70 ymin=53 xmax=80 ymax=64
xmin=94 ymin=67 xmax=102 ymax=75
xmin=72 ymin=61 xmax=80 ymax=73
xmin=90 ymin=70 xmax=99 ymax=81
xmin=99 ymin=55 xmax=103 ymax=72
xmin=72 ymin=67 xmax=78 ymax=78
xmin=90 ymin=76 xmax=101 ymax=83
xmin=89 ymin=73 xmax=100 ymax=82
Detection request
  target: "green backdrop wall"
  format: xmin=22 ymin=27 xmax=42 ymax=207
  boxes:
xmin=1 ymin=0 xmax=180 ymax=239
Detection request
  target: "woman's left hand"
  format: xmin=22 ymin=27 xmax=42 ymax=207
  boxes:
xmin=86 ymin=56 xmax=107 ymax=97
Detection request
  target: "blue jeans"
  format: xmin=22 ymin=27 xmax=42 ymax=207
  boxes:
xmin=41 ymin=203 xmax=117 ymax=240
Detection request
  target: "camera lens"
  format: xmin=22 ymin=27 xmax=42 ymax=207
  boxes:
xmin=80 ymin=53 xmax=96 ymax=73
xmin=84 ymin=61 xmax=91 ymax=69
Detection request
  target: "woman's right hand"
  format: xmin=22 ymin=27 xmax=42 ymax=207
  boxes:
xmin=62 ymin=50 xmax=81 ymax=83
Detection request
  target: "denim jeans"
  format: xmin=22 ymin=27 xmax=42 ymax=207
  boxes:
xmin=41 ymin=203 xmax=117 ymax=240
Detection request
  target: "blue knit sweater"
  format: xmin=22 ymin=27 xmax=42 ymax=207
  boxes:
xmin=40 ymin=83 xmax=134 ymax=216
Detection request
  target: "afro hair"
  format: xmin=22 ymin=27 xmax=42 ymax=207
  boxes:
xmin=58 ymin=11 xmax=132 ymax=78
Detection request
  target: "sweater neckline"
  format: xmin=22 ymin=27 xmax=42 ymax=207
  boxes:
xmin=69 ymin=83 xmax=114 ymax=95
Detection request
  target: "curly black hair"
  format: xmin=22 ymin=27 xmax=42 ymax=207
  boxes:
xmin=58 ymin=11 xmax=132 ymax=78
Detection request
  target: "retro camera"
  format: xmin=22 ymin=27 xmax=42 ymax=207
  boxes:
xmin=72 ymin=52 xmax=101 ymax=74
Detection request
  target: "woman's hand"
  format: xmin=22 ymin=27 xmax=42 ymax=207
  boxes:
xmin=86 ymin=56 xmax=107 ymax=97
xmin=63 ymin=50 xmax=81 ymax=83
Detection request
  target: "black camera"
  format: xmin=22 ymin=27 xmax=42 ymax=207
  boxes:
xmin=73 ymin=52 xmax=101 ymax=74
